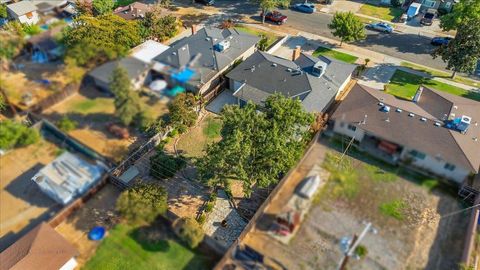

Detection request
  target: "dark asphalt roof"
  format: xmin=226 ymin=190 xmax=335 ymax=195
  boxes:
xmin=331 ymin=83 xmax=480 ymax=173
xmin=153 ymin=27 xmax=260 ymax=88
xmin=226 ymin=51 xmax=356 ymax=112
xmin=89 ymin=57 xmax=150 ymax=85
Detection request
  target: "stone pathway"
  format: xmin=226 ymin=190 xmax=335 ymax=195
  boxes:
xmin=203 ymin=190 xmax=247 ymax=249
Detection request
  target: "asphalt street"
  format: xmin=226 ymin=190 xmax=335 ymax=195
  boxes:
xmin=177 ymin=0 xmax=449 ymax=71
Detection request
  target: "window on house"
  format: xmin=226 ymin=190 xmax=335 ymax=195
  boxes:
xmin=422 ymin=0 xmax=436 ymax=7
xmin=444 ymin=163 xmax=456 ymax=171
xmin=409 ymin=150 xmax=426 ymax=160
xmin=339 ymin=122 xmax=345 ymax=128
xmin=444 ymin=1 xmax=452 ymax=8
xmin=347 ymin=124 xmax=356 ymax=131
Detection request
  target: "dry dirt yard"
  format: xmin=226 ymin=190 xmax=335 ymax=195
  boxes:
xmin=287 ymin=146 xmax=470 ymax=270
xmin=43 ymin=88 xmax=168 ymax=163
xmin=1 ymin=57 xmax=71 ymax=109
xmin=54 ymin=184 xmax=121 ymax=267
xmin=0 ymin=139 xmax=62 ymax=250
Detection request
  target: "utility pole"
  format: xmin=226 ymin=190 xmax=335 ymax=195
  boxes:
xmin=337 ymin=222 xmax=377 ymax=270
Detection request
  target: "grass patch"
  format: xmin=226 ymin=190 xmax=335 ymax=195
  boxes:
xmin=83 ymin=224 xmax=211 ymax=270
xmin=379 ymin=199 xmax=406 ymax=220
xmin=202 ymin=116 xmax=222 ymax=139
xmin=400 ymin=62 xmax=480 ymax=88
xmin=235 ymin=26 xmax=279 ymax=49
xmin=114 ymin=0 xmax=136 ymax=8
xmin=386 ymin=69 xmax=480 ymax=101
xmin=321 ymin=152 xmax=359 ymax=199
xmin=358 ymin=3 xmax=403 ymax=22
xmin=312 ymin=47 xmax=358 ymax=64
xmin=70 ymin=98 xmax=114 ymax=114
xmin=364 ymin=163 xmax=397 ymax=182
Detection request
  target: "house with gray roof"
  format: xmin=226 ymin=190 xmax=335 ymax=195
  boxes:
xmin=225 ymin=50 xmax=356 ymax=113
xmin=7 ymin=1 xmax=39 ymax=24
xmin=152 ymin=26 xmax=260 ymax=96
xmin=330 ymin=83 xmax=480 ymax=184
xmin=89 ymin=57 xmax=151 ymax=92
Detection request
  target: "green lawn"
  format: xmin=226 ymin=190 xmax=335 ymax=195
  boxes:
xmin=176 ymin=115 xmax=222 ymax=158
xmin=83 ymin=224 xmax=212 ymax=270
xmin=379 ymin=199 xmax=407 ymax=220
xmin=203 ymin=116 xmax=222 ymax=139
xmin=386 ymin=70 xmax=480 ymax=101
xmin=358 ymin=3 xmax=403 ymax=22
xmin=235 ymin=26 xmax=279 ymax=49
xmin=312 ymin=47 xmax=358 ymax=64
xmin=70 ymin=98 xmax=114 ymax=114
xmin=400 ymin=62 xmax=480 ymax=88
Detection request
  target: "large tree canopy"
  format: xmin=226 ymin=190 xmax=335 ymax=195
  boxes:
xmin=197 ymin=94 xmax=314 ymax=196
xmin=62 ymin=14 xmax=141 ymax=66
xmin=138 ymin=7 xmax=178 ymax=42
xmin=328 ymin=11 xmax=366 ymax=46
xmin=116 ymin=183 xmax=168 ymax=224
xmin=167 ymin=93 xmax=197 ymax=133
xmin=439 ymin=0 xmax=480 ymax=31
xmin=109 ymin=66 xmax=141 ymax=125
xmin=92 ymin=0 xmax=114 ymax=15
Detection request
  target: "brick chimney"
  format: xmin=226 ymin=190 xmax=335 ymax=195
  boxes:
xmin=191 ymin=24 xmax=197 ymax=36
xmin=292 ymin=45 xmax=301 ymax=61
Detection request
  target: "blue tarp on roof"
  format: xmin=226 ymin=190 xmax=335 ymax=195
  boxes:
xmin=171 ymin=68 xmax=195 ymax=83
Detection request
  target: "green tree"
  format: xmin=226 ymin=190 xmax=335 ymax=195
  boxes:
xmin=432 ymin=22 xmax=480 ymax=78
xmin=139 ymin=13 xmax=178 ymax=42
xmin=62 ymin=14 xmax=141 ymax=65
xmin=197 ymin=94 xmax=314 ymax=196
xmin=168 ymin=93 xmax=197 ymax=133
xmin=0 ymin=4 xmax=7 ymax=18
xmin=174 ymin=217 xmax=205 ymax=248
xmin=150 ymin=151 xmax=186 ymax=179
xmin=254 ymin=0 xmax=278 ymax=24
xmin=439 ymin=0 xmax=480 ymax=31
xmin=92 ymin=0 xmax=114 ymax=15
xmin=74 ymin=0 xmax=93 ymax=15
xmin=109 ymin=66 xmax=141 ymax=125
xmin=116 ymin=183 xmax=168 ymax=224
xmin=257 ymin=34 xmax=269 ymax=51
xmin=328 ymin=12 xmax=366 ymax=46
xmin=57 ymin=115 xmax=78 ymax=132
xmin=0 ymin=120 xmax=40 ymax=150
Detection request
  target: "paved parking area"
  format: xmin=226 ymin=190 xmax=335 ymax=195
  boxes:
xmin=206 ymin=89 xmax=237 ymax=114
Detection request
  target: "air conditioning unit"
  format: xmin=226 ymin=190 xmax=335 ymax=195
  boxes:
xmin=216 ymin=40 xmax=230 ymax=52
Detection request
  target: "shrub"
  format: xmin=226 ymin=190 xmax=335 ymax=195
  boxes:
xmin=174 ymin=217 xmax=205 ymax=248
xmin=355 ymin=245 xmax=368 ymax=259
xmin=116 ymin=183 xmax=168 ymax=224
xmin=168 ymin=129 xmax=178 ymax=137
xmin=208 ymin=193 xmax=217 ymax=202
xmin=379 ymin=199 xmax=407 ymax=220
xmin=57 ymin=116 xmax=78 ymax=132
xmin=0 ymin=120 xmax=40 ymax=150
xmin=197 ymin=214 xmax=206 ymax=225
xmin=204 ymin=202 xmax=214 ymax=213
xmin=150 ymin=151 xmax=186 ymax=179
xmin=22 ymin=24 xmax=42 ymax=36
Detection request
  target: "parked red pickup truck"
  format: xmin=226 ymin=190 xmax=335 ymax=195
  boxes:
xmin=261 ymin=11 xmax=288 ymax=25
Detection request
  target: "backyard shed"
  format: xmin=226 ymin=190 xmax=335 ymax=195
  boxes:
xmin=31 ymin=151 xmax=106 ymax=205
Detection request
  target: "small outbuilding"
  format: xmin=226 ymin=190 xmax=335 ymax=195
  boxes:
xmin=6 ymin=1 xmax=39 ymax=24
xmin=31 ymin=151 xmax=106 ymax=205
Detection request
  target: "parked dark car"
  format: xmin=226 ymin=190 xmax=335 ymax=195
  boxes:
xmin=430 ymin=36 xmax=452 ymax=46
xmin=194 ymin=0 xmax=214 ymax=5
xmin=421 ymin=9 xmax=436 ymax=26
xmin=261 ymin=11 xmax=288 ymax=24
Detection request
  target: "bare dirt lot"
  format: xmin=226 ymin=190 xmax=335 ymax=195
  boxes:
xmin=43 ymin=87 xmax=168 ymax=163
xmin=54 ymin=184 xmax=121 ymax=267
xmin=1 ymin=57 xmax=70 ymax=109
xmin=0 ymin=139 xmax=62 ymax=250
xmin=239 ymin=137 xmax=470 ymax=270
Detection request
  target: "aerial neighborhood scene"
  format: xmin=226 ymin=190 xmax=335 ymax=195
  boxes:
xmin=1 ymin=0 xmax=480 ymax=269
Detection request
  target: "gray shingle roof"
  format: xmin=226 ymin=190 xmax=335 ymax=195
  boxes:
xmin=7 ymin=1 xmax=37 ymax=16
xmin=331 ymin=83 xmax=480 ymax=173
xmin=153 ymin=27 xmax=260 ymax=88
xmin=226 ymin=51 xmax=356 ymax=113
xmin=89 ymin=57 xmax=150 ymax=85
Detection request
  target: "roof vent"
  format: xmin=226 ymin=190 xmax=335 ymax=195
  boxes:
xmin=396 ymin=108 xmax=402 ymax=113
xmin=434 ymin=122 xmax=441 ymax=127
xmin=228 ymin=36 xmax=233 ymax=39
xmin=172 ymin=52 xmax=177 ymax=55
xmin=420 ymin=117 xmax=427 ymax=122
xmin=408 ymin=113 xmax=415 ymax=117
xmin=272 ymin=63 xmax=277 ymax=67
xmin=378 ymin=102 xmax=384 ymax=106
xmin=453 ymin=105 xmax=458 ymax=109
xmin=287 ymin=68 xmax=293 ymax=72
xmin=473 ymin=137 xmax=478 ymax=142
xmin=205 ymin=37 xmax=210 ymax=41
xmin=250 ymin=66 xmax=255 ymax=72
xmin=385 ymin=117 xmax=390 ymax=122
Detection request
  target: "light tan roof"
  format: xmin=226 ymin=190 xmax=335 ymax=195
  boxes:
xmin=0 ymin=223 xmax=78 ymax=270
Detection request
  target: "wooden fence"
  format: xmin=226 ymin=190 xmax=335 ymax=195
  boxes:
xmin=30 ymin=83 xmax=79 ymax=113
